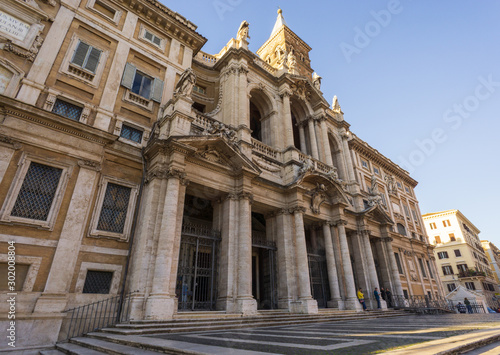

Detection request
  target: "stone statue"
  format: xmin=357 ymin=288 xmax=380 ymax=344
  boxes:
xmin=174 ymin=68 xmax=196 ymax=98
xmin=367 ymin=174 xmax=383 ymax=207
xmin=236 ymin=21 xmax=250 ymax=42
xmin=312 ymin=72 xmax=322 ymax=90
xmin=287 ymin=51 xmax=297 ymax=74
xmin=384 ymin=174 xmax=397 ymax=194
xmin=369 ymin=174 xmax=379 ymax=195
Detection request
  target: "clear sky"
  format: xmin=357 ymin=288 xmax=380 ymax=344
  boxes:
xmin=162 ymin=0 xmax=500 ymax=246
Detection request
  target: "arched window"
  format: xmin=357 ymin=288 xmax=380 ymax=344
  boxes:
xmin=291 ymin=112 xmax=300 ymax=150
xmin=397 ymin=223 xmax=407 ymax=236
xmin=250 ymin=101 xmax=262 ymax=141
xmin=249 ymin=89 xmax=273 ymax=145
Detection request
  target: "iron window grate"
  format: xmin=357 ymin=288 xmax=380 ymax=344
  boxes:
xmin=52 ymin=99 xmax=83 ymax=121
xmin=82 ymin=270 xmax=113 ymax=294
xmin=11 ymin=162 xmax=63 ymax=221
xmin=97 ymin=183 xmax=131 ymax=234
xmin=120 ymin=124 xmax=143 ymax=143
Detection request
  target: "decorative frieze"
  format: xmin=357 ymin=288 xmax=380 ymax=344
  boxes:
xmin=145 ymin=166 xmax=188 ymax=185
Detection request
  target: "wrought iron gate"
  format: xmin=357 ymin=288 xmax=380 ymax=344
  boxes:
xmin=308 ymin=251 xmax=330 ymax=308
xmin=176 ymin=224 xmax=220 ymax=311
xmin=252 ymin=232 xmax=278 ymax=310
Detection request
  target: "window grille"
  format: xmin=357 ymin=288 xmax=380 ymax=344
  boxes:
xmin=52 ymin=99 xmax=83 ymax=121
xmin=82 ymin=270 xmax=113 ymax=294
xmin=97 ymin=183 xmax=131 ymax=233
xmin=11 ymin=162 xmax=62 ymax=221
xmin=120 ymin=124 xmax=143 ymax=143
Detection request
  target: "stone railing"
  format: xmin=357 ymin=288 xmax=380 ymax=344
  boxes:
xmin=251 ymin=138 xmax=281 ymax=160
xmin=192 ymin=112 xmax=216 ymax=132
xmin=194 ymin=51 xmax=217 ymax=67
xmin=253 ymin=57 xmax=278 ymax=75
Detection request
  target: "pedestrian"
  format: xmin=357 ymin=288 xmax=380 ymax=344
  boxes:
xmin=464 ymin=297 xmax=473 ymax=314
xmin=357 ymin=287 xmax=367 ymax=310
xmin=456 ymin=302 xmax=466 ymax=314
xmin=385 ymin=288 xmax=393 ymax=308
xmin=380 ymin=287 xmax=387 ymax=301
xmin=374 ymin=287 xmax=381 ymax=309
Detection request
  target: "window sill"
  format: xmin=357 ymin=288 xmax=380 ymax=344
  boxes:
xmin=88 ymin=229 xmax=129 ymax=242
xmin=123 ymin=90 xmax=154 ymax=111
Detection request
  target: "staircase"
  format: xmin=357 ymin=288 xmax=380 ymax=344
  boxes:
xmin=41 ymin=309 xmax=410 ymax=354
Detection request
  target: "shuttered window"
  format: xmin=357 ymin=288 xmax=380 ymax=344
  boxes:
xmin=144 ymin=29 xmax=162 ymax=46
xmin=121 ymin=63 xmax=164 ymax=103
xmin=71 ymin=41 xmax=102 ymax=74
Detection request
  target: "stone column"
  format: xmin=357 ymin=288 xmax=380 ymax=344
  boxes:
xmin=335 ymin=220 xmax=361 ymax=311
xmin=320 ymin=118 xmax=334 ymax=166
xmin=34 ymin=162 xmax=100 ymax=313
xmin=341 ymin=131 xmax=356 ymax=182
xmin=298 ymin=123 xmax=308 ymax=155
xmin=275 ymin=209 xmax=296 ymax=310
xmin=323 ymin=223 xmax=342 ymax=308
xmin=360 ymin=231 xmax=386 ymax=309
xmin=314 ymin=118 xmax=324 ymax=161
xmin=292 ymin=207 xmax=318 ymax=314
xmin=281 ymin=90 xmax=295 ymax=148
xmin=235 ymin=192 xmax=257 ymax=314
xmin=383 ymin=237 xmax=404 ymax=297
xmin=216 ymin=194 xmax=239 ymax=312
xmin=145 ymin=169 xmax=187 ymax=320
xmin=307 ymin=118 xmax=319 ymax=160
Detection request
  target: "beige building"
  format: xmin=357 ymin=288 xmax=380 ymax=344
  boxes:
xmin=482 ymin=240 xmax=500 ymax=287
xmin=0 ymin=1 xmax=442 ymax=350
xmin=423 ymin=210 xmax=498 ymax=307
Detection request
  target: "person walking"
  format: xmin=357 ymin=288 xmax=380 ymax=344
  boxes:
xmin=374 ymin=287 xmax=381 ymax=309
xmin=464 ymin=297 xmax=473 ymax=314
xmin=381 ymin=287 xmax=387 ymax=301
xmin=456 ymin=302 xmax=466 ymax=314
xmin=385 ymin=288 xmax=393 ymax=308
xmin=357 ymin=287 xmax=367 ymax=310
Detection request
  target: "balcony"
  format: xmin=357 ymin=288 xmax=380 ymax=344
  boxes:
xmin=458 ymin=269 xmax=486 ymax=279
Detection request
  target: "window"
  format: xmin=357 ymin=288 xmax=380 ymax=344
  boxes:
xmin=442 ymin=265 xmax=454 ymax=275
xmin=93 ymin=0 xmax=116 ymax=18
xmin=397 ymin=223 xmax=407 ymax=236
xmin=438 ymin=251 xmax=449 ymax=259
xmin=403 ymin=205 xmax=410 ymax=217
xmin=89 ymin=177 xmax=138 ymax=241
xmin=193 ymin=85 xmax=206 ymax=95
xmin=120 ymin=124 xmax=143 ymax=143
xmin=457 ymin=264 xmax=468 ymax=273
xmin=465 ymin=282 xmax=476 ymax=290
xmin=86 ymin=0 xmax=122 ymax=23
xmin=449 ymin=233 xmax=456 ymax=242
xmin=403 ymin=290 xmax=409 ymax=299
xmin=97 ymin=183 xmax=132 ymax=234
xmin=0 ymin=158 xmax=70 ymax=229
xmin=71 ymin=41 xmax=102 ymax=74
xmin=396 ymin=181 xmax=402 ymax=189
xmin=447 ymin=283 xmax=456 ymax=292
xmin=361 ymin=160 xmax=368 ymax=169
xmin=52 ymin=98 xmax=83 ymax=121
xmin=143 ymin=29 xmax=162 ymax=47
xmin=405 ymin=186 xmax=410 ymax=194
xmin=426 ymin=260 xmax=433 ymax=278
xmin=434 ymin=236 xmax=441 ymax=244
xmin=82 ymin=270 xmax=113 ymax=294
xmin=10 ymin=163 xmax=62 ymax=221
xmin=121 ymin=63 xmax=164 ymax=104
xmin=418 ymin=258 xmax=427 ymax=278
xmin=411 ymin=209 xmax=418 ymax=221
xmin=429 ymin=222 xmax=437 ymax=230
xmin=443 ymin=219 xmax=451 ymax=227
xmin=454 ymin=249 xmax=461 ymax=257
xmin=373 ymin=167 xmax=380 ymax=175
xmin=394 ymin=252 xmax=404 ymax=274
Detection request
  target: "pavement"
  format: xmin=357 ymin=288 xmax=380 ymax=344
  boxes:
xmin=147 ymin=313 xmax=500 ymax=354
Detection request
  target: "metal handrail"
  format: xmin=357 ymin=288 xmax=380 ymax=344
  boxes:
xmin=62 ymin=292 xmax=132 ymax=341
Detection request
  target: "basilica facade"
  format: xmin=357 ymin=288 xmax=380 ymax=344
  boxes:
xmin=0 ymin=0 xmax=443 ymax=349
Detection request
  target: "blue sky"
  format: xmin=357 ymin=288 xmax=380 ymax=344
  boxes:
xmin=163 ymin=1 xmax=500 ymax=246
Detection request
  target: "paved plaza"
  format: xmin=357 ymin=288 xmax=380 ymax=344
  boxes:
xmin=147 ymin=314 xmax=500 ymax=354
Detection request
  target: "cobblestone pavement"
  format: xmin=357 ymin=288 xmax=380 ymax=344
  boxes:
xmin=149 ymin=314 xmax=500 ymax=354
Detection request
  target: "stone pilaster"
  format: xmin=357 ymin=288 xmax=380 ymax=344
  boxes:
xmin=291 ymin=207 xmax=318 ymax=314
xmin=320 ymin=118 xmax=334 ymax=166
xmin=335 ymin=219 xmax=362 ymax=311
xmin=234 ymin=192 xmax=257 ymax=315
xmin=323 ymin=223 xmax=342 ymax=309
xmin=144 ymin=169 xmax=187 ymax=320
xmin=280 ymin=89 xmax=294 ymax=148
xmin=313 ymin=118 xmax=323 ymax=161
xmin=307 ymin=118 xmax=319 ymax=160
xmin=298 ymin=122 xmax=307 ymax=155
xmin=34 ymin=162 xmax=100 ymax=313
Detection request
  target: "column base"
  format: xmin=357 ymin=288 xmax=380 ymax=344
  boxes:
xmin=343 ymin=298 xmax=363 ymax=311
xmin=216 ymin=297 xmax=236 ymax=313
xmin=290 ymin=298 xmax=318 ymax=314
xmin=278 ymin=298 xmax=294 ymax=311
xmin=144 ymin=294 xmax=176 ymax=320
xmin=33 ymin=293 xmax=68 ymax=313
xmin=235 ymin=297 xmax=257 ymax=315
xmin=128 ymin=294 xmax=146 ymax=320
xmin=327 ymin=299 xmax=345 ymax=310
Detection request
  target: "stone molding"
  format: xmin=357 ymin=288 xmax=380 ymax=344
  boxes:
xmin=77 ymin=159 xmax=102 ymax=172
xmin=145 ymin=167 xmax=188 ymax=185
xmin=0 ymin=133 xmax=22 ymax=149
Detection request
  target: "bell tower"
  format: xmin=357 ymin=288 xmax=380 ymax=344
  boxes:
xmin=257 ymin=9 xmax=314 ymax=79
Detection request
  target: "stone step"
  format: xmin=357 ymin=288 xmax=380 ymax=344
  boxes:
xmin=70 ymin=337 xmax=163 ymax=355
xmin=56 ymin=342 xmax=107 ymax=355
xmin=39 ymin=349 xmax=67 ymax=355
xmin=103 ymin=312 xmax=409 ymax=335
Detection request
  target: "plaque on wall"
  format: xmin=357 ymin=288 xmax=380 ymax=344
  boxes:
xmin=0 ymin=10 xmax=31 ymax=42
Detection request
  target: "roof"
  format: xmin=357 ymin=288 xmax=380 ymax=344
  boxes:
xmin=271 ymin=8 xmax=288 ymax=37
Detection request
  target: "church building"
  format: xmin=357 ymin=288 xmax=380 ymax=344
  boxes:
xmin=0 ymin=0 xmax=443 ymax=349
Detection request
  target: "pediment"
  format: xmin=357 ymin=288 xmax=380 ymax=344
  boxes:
xmin=176 ymin=136 xmax=261 ymax=175
xmin=298 ymin=173 xmax=351 ymax=207
xmin=364 ymin=204 xmax=394 ymax=225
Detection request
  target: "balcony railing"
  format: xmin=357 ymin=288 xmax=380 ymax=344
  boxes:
xmin=458 ymin=269 xmax=486 ymax=278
